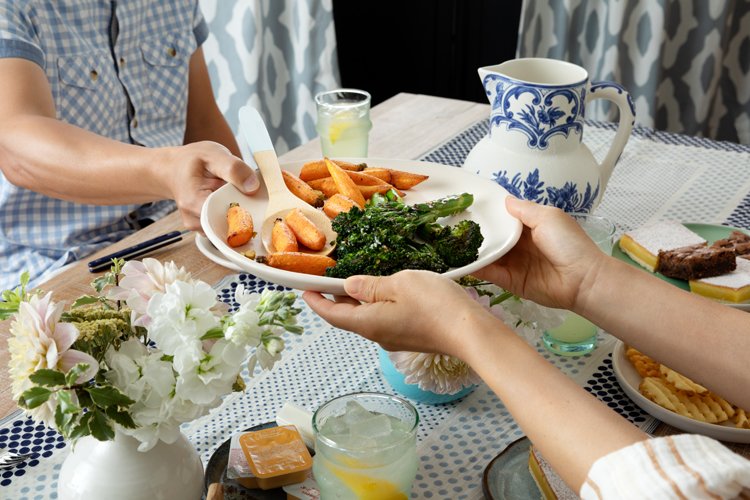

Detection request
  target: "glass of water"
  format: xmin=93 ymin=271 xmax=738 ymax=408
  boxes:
xmin=542 ymin=213 xmax=616 ymax=356
xmin=315 ymin=89 xmax=372 ymax=158
xmin=312 ymin=392 xmax=419 ymax=499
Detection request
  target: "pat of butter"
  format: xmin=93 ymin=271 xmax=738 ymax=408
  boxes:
xmin=276 ymin=402 xmax=315 ymax=449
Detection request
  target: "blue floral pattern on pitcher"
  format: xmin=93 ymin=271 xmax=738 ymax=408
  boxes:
xmin=489 ymin=168 xmax=600 ymax=213
xmin=484 ymin=74 xmax=585 ymax=149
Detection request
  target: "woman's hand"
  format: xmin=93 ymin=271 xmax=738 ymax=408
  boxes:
xmin=156 ymin=141 xmax=260 ymax=231
xmin=302 ymin=270 xmax=494 ymax=359
xmin=475 ymin=197 xmax=608 ymax=311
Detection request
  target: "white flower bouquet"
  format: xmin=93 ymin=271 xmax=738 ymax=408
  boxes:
xmin=1 ymin=258 xmax=303 ymax=451
xmin=387 ymin=277 xmax=565 ymax=395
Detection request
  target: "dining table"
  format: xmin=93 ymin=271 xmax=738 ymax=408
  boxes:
xmin=1 ymin=92 xmax=749 ymax=499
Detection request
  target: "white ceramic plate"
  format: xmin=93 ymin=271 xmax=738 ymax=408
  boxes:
xmin=611 ymin=341 xmax=750 ymax=443
xmin=195 ymin=234 xmax=244 ymax=272
xmin=200 ymin=158 xmax=522 ymax=294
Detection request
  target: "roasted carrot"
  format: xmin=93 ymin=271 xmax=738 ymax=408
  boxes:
xmin=324 ymin=157 xmax=366 ymax=207
xmin=344 ymin=170 xmax=390 ymax=186
xmin=256 ymin=252 xmax=336 ymax=276
xmin=285 ymin=208 xmax=326 ymax=250
xmin=309 ymin=178 xmax=400 ymax=200
xmin=387 ymin=169 xmax=429 ymax=189
xmin=361 ymin=167 xmax=392 ymax=183
xmin=323 ymin=193 xmax=357 ymax=219
xmin=271 ymin=218 xmax=298 ymax=252
xmin=299 ymin=159 xmax=365 ymax=182
xmin=282 ymin=170 xmax=325 ymax=208
xmin=226 ymin=202 xmax=254 ymax=247
xmin=358 ymin=184 xmax=400 ymax=199
xmin=307 ymin=177 xmax=339 ymax=198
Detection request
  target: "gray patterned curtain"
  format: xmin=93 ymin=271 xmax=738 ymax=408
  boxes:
xmin=517 ymin=0 xmax=750 ymax=144
xmin=199 ymin=0 xmax=340 ymax=154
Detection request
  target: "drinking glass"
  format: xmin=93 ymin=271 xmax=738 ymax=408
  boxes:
xmin=542 ymin=214 xmax=616 ymax=356
xmin=315 ymin=89 xmax=372 ymax=157
xmin=312 ymin=392 xmax=419 ymax=499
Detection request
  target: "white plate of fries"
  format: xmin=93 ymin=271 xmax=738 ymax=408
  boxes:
xmin=200 ymin=158 xmax=522 ymax=294
xmin=612 ymin=341 xmax=750 ymax=443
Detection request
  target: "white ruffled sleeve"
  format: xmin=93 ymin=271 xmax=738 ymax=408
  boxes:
xmin=580 ymin=434 xmax=750 ymax=499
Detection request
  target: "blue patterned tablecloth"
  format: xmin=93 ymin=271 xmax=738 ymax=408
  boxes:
xmin=2 ymin=120 xmax=749 ymax=499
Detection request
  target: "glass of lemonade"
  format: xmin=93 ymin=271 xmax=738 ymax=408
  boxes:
xmin=312 ymin=392 xmax=419 ymax=500
xmin=542 ymin=214 xmax=616 ymax=356
xmin=315 ymin=89 xmax=372 ymax=158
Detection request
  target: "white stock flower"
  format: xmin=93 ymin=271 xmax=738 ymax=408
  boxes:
xmin=146 ymin=280 xmax=220 ymax=355
xmin=104 ymin=339 xmax=204 ymax=452
xmin=225 ymin=287 xmax=263 ymax=346
xmin=389 ymin=351 xmax=480 ymax=394
xmin=8 ymin=292 xmax=98 ymax=426
xmin=173 ymin=339 xmax=246 ymax=406
xmin=108 ymin=258 xmax=194 ymax=327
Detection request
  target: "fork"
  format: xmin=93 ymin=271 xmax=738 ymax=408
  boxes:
xmin=0 ymin=450 xmax=33 ymax=469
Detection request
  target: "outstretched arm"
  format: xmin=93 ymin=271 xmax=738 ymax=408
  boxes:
xmin=303 ymin=272 xmax=647 ymax=491
xmin=0 ymin=55 xmax=258 ymax=230
xmin=475 ymin=197 xmax=750 ymax=409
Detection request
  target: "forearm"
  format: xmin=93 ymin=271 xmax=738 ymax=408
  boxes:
xmin=578 ymin=257 xmax=750 ymax=409
xmin=183 ymin=106 xmax=240 ymax=158
xmin=461 ymin=314 xmax=647 ymax=491
xmin=0 ymin=115 xmax=169 ymax=204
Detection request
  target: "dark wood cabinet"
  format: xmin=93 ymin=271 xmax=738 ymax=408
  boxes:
xmin=332 ymin=0 xmax=522 ymax=105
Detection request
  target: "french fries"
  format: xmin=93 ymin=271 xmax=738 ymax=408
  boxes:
xmin=323 ymin=193 xmax=357 ymax=219
xmin=285 ymin=208 xmax=327 ymax=251
xmin=226 ymin=203 xmax=255 ymax=247
xmin=282 ymin=170 xmax=325 ymax=208
xmin=256 ymin=252 xmax=336 ymax=276
xmin=271 ymin=218 xmax=298 ymax=253
xmin=626 ymin=347 xmax=748 ymax=428
xmin=299 ymin=159 xmax=365 ymax=181
xmin=324 ymin=157 xmax=366 ymax=208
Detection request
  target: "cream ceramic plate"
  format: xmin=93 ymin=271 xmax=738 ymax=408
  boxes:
xmin=611 ymin=341 xmax=750 ymax=443
xmin=195 ymin=234 xmax=244 ymax=272
xmin=200 ymin=158 xmax=522 ymax=294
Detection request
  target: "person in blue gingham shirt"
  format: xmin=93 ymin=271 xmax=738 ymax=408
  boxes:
xmin=0 ymin=0 xmax=260 ymax=291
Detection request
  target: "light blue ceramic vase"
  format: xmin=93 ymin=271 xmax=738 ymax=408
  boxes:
xmin=378 ymin=349 xmax=475 ymax=405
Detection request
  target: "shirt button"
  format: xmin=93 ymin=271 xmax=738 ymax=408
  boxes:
xmin=132 ymin=119 xmax=138 ymax=129
xmin=90 ymin=70 xmax=99 ymax=81
xmin=167 ymin=46 xmax=177 ymax=57
xmin=119 ymin=57 xmax=125 ymax=66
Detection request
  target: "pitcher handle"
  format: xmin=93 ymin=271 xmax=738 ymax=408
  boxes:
xmin=586 ymin=81 xmax=635 ymax=188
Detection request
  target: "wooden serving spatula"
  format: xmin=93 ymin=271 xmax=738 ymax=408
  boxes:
xmin=238 ymin=106 xmax=336 ymax=256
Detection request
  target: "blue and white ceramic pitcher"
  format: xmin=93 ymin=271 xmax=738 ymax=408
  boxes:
xmin=464 ymin=58 xmax=635 ymax=213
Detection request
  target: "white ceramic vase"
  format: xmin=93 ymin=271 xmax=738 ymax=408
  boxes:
xmin=57 ymin=431 xmax=204 ymax=500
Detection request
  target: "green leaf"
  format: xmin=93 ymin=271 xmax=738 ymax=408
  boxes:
xmin=86 ymin=386 xmax=135 ymax=408
xmin=68 ymin=412 xmax=94 ymax=441
xmin=19 ymin=386 xmax=51 ymax=409
xmin=54 ymin=404 xmax=75 ymax=432
xmin=29 ymin=369 xmax=66 ymax=387
xmin=200 ymin=327 xmax=225 ymax=341
xmin=71 ymin=296 xmax=102 ymax=308
xmin=160 ymin=354 xmax=174 ymax=363
xmin=65 ymin=363 xmax=92 ymax=387
xmin=106 ymin=407 xmax=136 ymax=429
xmin=88 ymin=409 xmax=115 ymax=441
xmin=57 ymin=390 xmax=80 ymax=414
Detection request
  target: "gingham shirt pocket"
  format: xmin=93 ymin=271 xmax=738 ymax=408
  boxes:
xmin=56 ymin=50 xmax=120 ymax=133
xmin=140 ymin=29 xmax=193 ymax=118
